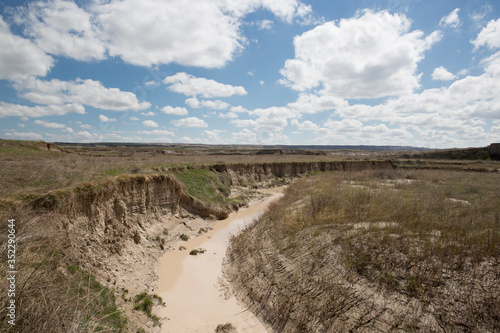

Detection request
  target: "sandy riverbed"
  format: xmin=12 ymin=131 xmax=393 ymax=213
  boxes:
xmin=155 ymin=187 xmax=284 ymax=333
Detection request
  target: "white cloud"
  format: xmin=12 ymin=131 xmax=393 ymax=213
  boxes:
xmin=79 ymin=124 xmax=93 ymax=129
xmin=138 ymin=129 xmax=174 ymax=136
xmin=219 ymin=0 xmax=311 ymax=23
xmin=14 ymin=77 xmax=151 ymax=111
xmin=257 ymin=19 xmax=273 ymax=30
xmin=470 ymin=4 xmax=493 ymax=24
xmin=203 ymin=129 xmax=225 ymax=141
xmin=99 ymin=114 xmax=116 ymax=122
xmin=279 ymin=10 xmax=442 ymax=99
xmin=230 ymin=106 xmax=248 ymax=113
xmin=250 ymin=106 xmax=298 ymax=132
xmin=4 ymin=131 xmax=44 ymax=140
xmin=142 ymin=120 xmax=159 ymax=127
xmin=472 ymin=18 xmax=500 ymax=50
xmin=287 ymin=92 xmax=348 ymax=114
xmin=161 ymin=105 xmax=189 ymax=116
xmin=439 ymin=8 xmax=461 ymax=29
xmin=218 ymin=111 xmax=238 ymax=119
xmin=14 ymin=0 xmax=105 ymax=61
xmin=5 ymin=0 xmax=315 ymax=72
xmin=0 ymin=16 xmax=54 ymax=81
xmin=33 ymin=119 xmax=66 ymax=128
xmin=291 ymin=119 xmax=319 ymax=131
xmin=328 ymin=52 xmax=500 ymax=147
xmin=18 ymin=123 xmax=25 ymax=128
xmin=95 ymin=0 xmax=243 ymax=68
xmin=185 ymin=97 xmax=230 ymax=110
xmin=0 ymin=102 xmax=84 ymax=118
xmin=129 ymin=117 xmax=140 ymax=121
xmin=141 ymin=111 xmax=156 ymax=116
xmin=230 ymin=119 xmax=259 ymax=127
xmin=231 ymin=128 xmax=258 ymax=144
xmin=171 ymin=117 xmax=208 ymax=128
xmin=164 ymin=72 xmax=247 ymax=98
xmin=145 ymin=80 xmax=160 ymax=87
xmin=431 ymin=66 xmax=457 ymax=81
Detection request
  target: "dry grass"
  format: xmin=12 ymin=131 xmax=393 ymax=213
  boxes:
xmin=228 ymin=169 xmax=500 ymax=332
xmin=0 ymin=139 xmax=397 ymax=200
xmin=0 ymin=205 xmax=127 ymax=333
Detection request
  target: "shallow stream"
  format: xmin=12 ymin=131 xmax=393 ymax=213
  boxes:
xmin=155 ymin=187 xmax=284 ymax=333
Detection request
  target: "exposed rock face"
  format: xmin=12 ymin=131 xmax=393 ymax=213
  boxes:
xmin=214 ymin=160 xmax=395 ymax=185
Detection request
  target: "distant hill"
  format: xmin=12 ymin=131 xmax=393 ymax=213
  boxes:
xmin=399 ymin=144 xmax=500 ymax=160
xmin=55 ymin=142 xmax=429 ymax=152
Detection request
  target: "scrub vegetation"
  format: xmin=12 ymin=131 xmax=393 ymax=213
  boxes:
xmin=228 ymin=169 xmax=500 ymax=332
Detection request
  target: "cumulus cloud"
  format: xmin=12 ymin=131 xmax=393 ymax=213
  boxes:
xmin=5 ymin=0 xmax=313 ymax=72
xmin=14 ymin=77 xmax=151 ymax=111
xmin=250 ymin=106 xmax=298 ymax=132
xmin=4 ymin=131 xmax=44 ymax=140
xmin=203 ymin=129 xmax=225 ymax=142
xmin=142 ymin=120 xmax=159 ymax=127
xmin=0 ymin=17 xmax=53 ymax=81
xmin=0 ymin=102 xmax=84 ymax=118
xmin=279 ymin=10 xmax=442 ymax=99
xmin=230 ymin=118 xmax=259 ymax=127
xmin=99 ymin=114 xmax=116 ymax=122
xmin=185 ymin=97 xmax=230 ymax=110
xmin=257 ymin=19 xmax=273 ymax=30
xmin=432 ymin=66 xmax=457 ymax=81
xmin=14 ymin=0 xmax=105 ymax=61
xmin=161 ymin=106 xmax=188 ymax=116
xmin=287 ymin=92 xmax=348 ymax=114
xmin=472 ymin=18 xmax=500 ymax=50
xmin=439 ymin=8 xmax=461 ymax=29
xmin=95 ymin=0 xmax=243 ymax=68
xmin=291 ymin=119 xmax=319 ymax=131
xmin=164 ymin=73 xmax=247 ymax=98
xmin=231 ymin=128 xmax=258 ymax=143
xmin=138 ymin=129 xmax=174 ymax=136
xmin=219 ymin=0 xmax=312 ymax=23
xmin=328 ymin=52 xmax=500 ymax=147
xmin=33 ymin=119 xmax=66 ymax=128
xmin=171 ymin=117 xmax=208 ymax=128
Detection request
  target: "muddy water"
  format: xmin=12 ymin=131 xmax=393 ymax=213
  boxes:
xmin=155 ymin=187 xmax=284 ymax=333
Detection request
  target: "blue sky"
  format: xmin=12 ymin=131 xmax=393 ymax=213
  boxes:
xmin=1 ymin=0 xmax=499 ymax=148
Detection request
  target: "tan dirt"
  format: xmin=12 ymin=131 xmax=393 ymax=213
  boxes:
xmin=155 ymin=187 xmax=284 ymax=333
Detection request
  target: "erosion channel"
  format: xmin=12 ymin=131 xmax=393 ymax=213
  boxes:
xmin=155 ymin=187 xmax=283 ymax=332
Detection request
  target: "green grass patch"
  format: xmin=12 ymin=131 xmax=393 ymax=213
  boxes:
xmin=133 ymin=292 xmax=162 ymax=325
xmin=173 ymin=169 xmax=234 ymax=209
xmin=67 ymin=265 xmax=128 ymax=331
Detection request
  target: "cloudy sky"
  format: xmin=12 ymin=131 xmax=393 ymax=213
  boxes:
xmin=1 ymin=0 xmax=499 ymax=148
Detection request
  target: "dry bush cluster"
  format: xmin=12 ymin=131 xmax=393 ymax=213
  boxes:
xmin=228 ymin=169 xmax=500 ymax=332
